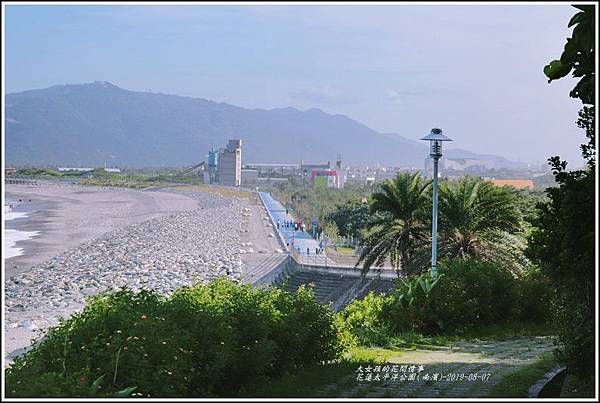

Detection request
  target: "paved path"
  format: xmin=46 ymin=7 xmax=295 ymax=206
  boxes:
xmin=318 ymin=337 xmax=555 ymax=398
xmin=238 ymin=192 xmax=285 ymax=281
xmin=259 ymin=192 xmax=323 ymax=257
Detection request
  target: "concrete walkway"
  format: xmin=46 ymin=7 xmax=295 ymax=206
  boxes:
xmin=259 ymin=192 xmax=323 ymax=257
xmin=318 ymin=336 xmax=555 ymax=398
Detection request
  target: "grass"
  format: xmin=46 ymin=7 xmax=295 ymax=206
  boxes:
xmin=450 ymin=322 xmax=555 ymax=341
xmin=230 ymin=327 xmax=558 ymax=399
xmin=239 ymin=345 xmax=406 ymax=398
xmin=239 ymin=362 xmax=357 ymax=397
xmin=344 ymin=346 xmax=399 ymax=363
xmin=381 ymin=322 xmax=556 ymax=350
xmin=332 ymin=246 xmax=356 ymax=256
xmin=13 ymin=167 xmax=204 ymax=190
xmin=486 ymin=352 xmax=557 ymax=397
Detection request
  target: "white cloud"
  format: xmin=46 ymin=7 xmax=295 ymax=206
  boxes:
xmin=386 ymin=89 xmax=402 ymax=106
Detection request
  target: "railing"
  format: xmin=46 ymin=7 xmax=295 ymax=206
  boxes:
xmin=289 ymin=247 xmax=399 ymax=277
xmin=257 ymin=191 xmax=290 ymax=253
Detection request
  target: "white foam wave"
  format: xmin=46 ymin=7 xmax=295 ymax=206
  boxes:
xmin=4 ymin=205 xmax=40 ymax=259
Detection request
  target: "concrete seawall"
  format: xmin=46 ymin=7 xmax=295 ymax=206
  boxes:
xmin=257 ymin=191 xmax=289 ymax=252
xmin=254 ymin=191 xmax=397 ymax=310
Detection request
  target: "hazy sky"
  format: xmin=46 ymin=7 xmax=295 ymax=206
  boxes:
xmin=4 ymin=3 xmax=588 ymax=165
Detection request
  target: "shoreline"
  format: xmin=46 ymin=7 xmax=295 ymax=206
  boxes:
xmin=3 ymin=183 xmax=200 ymax=278
xmin=4 ymin=199 xmax=44 ymax=261
xmin=3 ymin=182 xmax=246 ymax=367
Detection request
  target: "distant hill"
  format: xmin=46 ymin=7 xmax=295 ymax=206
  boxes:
xmin=5 ymin=81 xmax=526 ymax=169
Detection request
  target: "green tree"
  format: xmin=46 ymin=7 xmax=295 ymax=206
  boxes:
xmin=527 ymin=4 xmax=595 ymax=384
xmin=544 ymin=4 xmax=595 ymax=169
xmin=438 ymin=177 xmax=529 ymax=275
xmin=527 ymin=157 xmax=595 ymax=380
xmin=357 ymin=172 xmax=432 ymax=276
xmin=325 ymin=199 xmax=370 ymax=242
xmin=321 ymin=220 xmax=341 ymax=246
xmin=543 ymin=5 xmax=594 ymax=105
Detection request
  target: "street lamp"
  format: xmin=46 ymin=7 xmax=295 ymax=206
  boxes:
xmin=421 ymin=128 xmax=453 ymax=279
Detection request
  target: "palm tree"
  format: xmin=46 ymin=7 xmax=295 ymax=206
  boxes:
xmin=357 ymin=172 xmax=432 ymax=276
xmin=438 ymin=176 xmax=528 ymax=274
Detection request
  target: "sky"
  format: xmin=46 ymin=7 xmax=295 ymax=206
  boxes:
xmin=4 ymin=3 xmax=589 ymax=166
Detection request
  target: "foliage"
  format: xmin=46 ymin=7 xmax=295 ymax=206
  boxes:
xmin=325 ymin=200 xmax=370 ymax=242
xmin=380 ymin=272 xmax=445 ymax=333
xmin=382 ymin=259 xmax=523 ymax=334
xmin=532 ymin=5 xmax=596 ymax=382
xmin=515 ymin=268 xmax=555 ymax=324
xmin=543 ymin=5 xmax=595 ymax=105
xmin=438 ymin=177 xmax=529 ymax=275
xmin=512 ymin=188 xmax=548 ymax=234
xmin=16 ymin=167 xmax=63 ymax=177
xmin=526 ymin=158 xmax=595 ymax=380
xmin=271 ymin=182 xmax=372 ymax=232
xmin=358 ymin=173 xmax=530 ymax=276
xmin=321 ymin=220 xmax=342 ymax=245
xmin=487 ymin=353 xmax=557 ymax=397
xmin=337 ymin=292 xmax=391 ymax=346
xmin=577 ymin=105 xmax=596 ymax=168
xmin=337 ymin=260 xmax=554 ymax=348
xmin=5 ymin=279 xmax=345 ymax=398
xmin=357 ymin=172 xmax=432 ymax=275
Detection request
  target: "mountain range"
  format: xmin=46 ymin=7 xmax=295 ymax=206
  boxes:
xmin=5 ymin=81 xmax=527 ymax=169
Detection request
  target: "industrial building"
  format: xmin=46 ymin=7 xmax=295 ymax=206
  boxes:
xmin=216 ymin=139 xmax=242 ymax=186
xmin=241 ymin=168 xmax=259 ymax=186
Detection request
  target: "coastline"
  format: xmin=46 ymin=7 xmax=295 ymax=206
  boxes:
xmin=3 ymin=182 xmax=246 ymax=367
xmin=4 ymin=183 xmax=199 ymax=278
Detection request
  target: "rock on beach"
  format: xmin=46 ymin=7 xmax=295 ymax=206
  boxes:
xmin=4 ymin=188 xmax=244 ymax=330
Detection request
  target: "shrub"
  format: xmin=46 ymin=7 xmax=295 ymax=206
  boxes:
xmin=379 ymin=273 xmax=444 ymax=334
xmin=515 ymin=269 xmax=555 ymax=324
xmin=337 ymin=292 xmax=391 ymax=346
xmin=5 ymin=279 xmax=344 ymax=398
xmin=382 ymin=259 xmax=520 ymax=334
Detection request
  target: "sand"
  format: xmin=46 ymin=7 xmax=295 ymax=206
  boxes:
xmin=4 ymin=183 xmax=199 ymax=278
xmin=3 ymin=182 xmax=200 ymax=365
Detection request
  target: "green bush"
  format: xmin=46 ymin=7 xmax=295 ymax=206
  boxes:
xmin=381 ymin=259 xmax=520 ymax=334
xmin=339 ymin=259 xmax=554 ymax=347
xmin=5 ymin=279 xmax=345 ymax=398
xmin=515 ymin=269 xmax=555 ymax=323
xmin=337 ymin=292 xmax=391 ymax=346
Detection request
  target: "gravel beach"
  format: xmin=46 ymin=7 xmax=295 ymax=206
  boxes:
xmin=3 ymin=182 xmax=260 ymax=366
xmin=5 ymin=182 xmax=199 ymax=277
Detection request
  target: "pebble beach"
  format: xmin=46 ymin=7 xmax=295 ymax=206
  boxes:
xmin=4 ymin=183 xmax=250 ymax=365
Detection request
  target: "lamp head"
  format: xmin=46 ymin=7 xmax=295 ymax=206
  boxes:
xmin=420 ymin=128 xmax=452 ymax=157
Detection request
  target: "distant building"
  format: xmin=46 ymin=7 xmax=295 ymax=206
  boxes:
xmin=243 ymin=163 xmax=299 ymax=176
xmin=57 ymin=167 xmax=93 ymax=172
xmin=311 ymin=169 xmax=341 ymax=189
xmin=490 ymin=179 xmax=534 ymax=190
xmin=300 ymin=160 xmax=331 ymax=176
xmin=241 ymin=169 xmax=259 ymax=186
xmin=103 ymin=168 xmax=121 ymax=173
xmin=5 ymin=167 xmax=17 ymax=176
xmin=217 ymin=139 xmax=242 ymax=186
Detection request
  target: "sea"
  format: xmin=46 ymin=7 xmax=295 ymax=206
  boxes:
xmin=4 ymin=203 xmax=39 ymax=259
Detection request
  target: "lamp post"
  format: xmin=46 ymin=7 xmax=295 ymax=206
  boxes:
xmin=420 ymin=128 xmax=453 ymax=279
